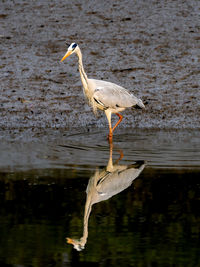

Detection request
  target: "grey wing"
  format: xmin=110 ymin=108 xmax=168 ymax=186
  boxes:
xmin=92 ymin=80 xmax=139 ymax=109
xmin=95 ymin=161 xmax=146 ymax=198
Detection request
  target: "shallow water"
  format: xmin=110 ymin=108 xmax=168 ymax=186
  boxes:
xmin=0 ymin=130 xmax=200 ymax=266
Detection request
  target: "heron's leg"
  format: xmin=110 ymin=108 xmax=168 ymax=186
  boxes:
xmin=115 ymin=150 xmax=124 ymax=165
xmin=112 ymin=113 xmax=123 ymax=132
xmin=105 ymin=110 xmax=113 ymax=143
xmin=108 ymin=132 xmax=113 ymax=143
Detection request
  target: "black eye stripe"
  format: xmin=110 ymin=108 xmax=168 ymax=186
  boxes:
xmin=72 ymin=43 xmax=77 ymax=49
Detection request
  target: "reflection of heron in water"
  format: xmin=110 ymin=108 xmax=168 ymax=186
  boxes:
xmin=67 ymin=144 xmax=145 ymax=251
xmin=61 ymin=43 xmax=145 ymax=143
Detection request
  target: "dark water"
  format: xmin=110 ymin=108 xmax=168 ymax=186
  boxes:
xmin=0 ymin=130 xmax=200 ymax=267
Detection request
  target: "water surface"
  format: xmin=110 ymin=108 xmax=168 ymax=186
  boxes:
xmin=0 ymin=130 xmax=200 ymax=266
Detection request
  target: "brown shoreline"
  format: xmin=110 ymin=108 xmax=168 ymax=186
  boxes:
xmin=0 ymin=0 xmax=199 ymax=138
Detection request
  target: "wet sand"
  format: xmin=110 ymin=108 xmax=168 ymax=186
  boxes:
xmin=0 ymin=0 xmax=200 ymax=140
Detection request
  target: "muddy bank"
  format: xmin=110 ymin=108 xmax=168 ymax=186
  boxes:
xmin=0 ymin=0 xmax=200 ymax=139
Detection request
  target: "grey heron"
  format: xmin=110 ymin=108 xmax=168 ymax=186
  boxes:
xmin=61 ymin=43 xmax=145 ymax=142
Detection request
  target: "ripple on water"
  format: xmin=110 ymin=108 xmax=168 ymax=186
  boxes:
xmin=0 ymin=129 xmax=199 ymax=171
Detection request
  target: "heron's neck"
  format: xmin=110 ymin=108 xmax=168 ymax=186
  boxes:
xmin=76 ymin=48 xmax=90 ymax=97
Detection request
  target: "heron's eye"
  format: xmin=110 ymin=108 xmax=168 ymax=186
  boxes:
xmin=72 ymin=43 xmax=77 ymax=50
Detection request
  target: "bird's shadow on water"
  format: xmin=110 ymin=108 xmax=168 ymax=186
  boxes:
xmin=65 ymin=142 xmax=146 ymax=251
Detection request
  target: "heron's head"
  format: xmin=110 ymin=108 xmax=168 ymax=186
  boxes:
xmin=60 ymin=42 xmax=78 ymax=62
xmin=66 ymin=237 xmax=85 ymax=251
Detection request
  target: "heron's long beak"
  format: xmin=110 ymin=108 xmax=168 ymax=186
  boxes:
xmin=66 ymin=237 xmax=75 ymax=244
xmin=60 ymin=50 xmax=72 ymax=62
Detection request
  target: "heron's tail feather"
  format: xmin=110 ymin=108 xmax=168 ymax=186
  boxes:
xmin=133 ymin=98 xmax=145 ymax=109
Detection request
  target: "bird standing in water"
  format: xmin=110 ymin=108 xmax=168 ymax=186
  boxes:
xmin=61 ymin=42 xmax=145 ymax=142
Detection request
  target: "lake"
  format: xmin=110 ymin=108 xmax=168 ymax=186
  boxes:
xmin=0 ymin=129 xmax=199 ymax=266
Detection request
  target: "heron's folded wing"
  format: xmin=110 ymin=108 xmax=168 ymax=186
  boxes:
xmin=93 ymin=83 xmax=138 ymax=109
